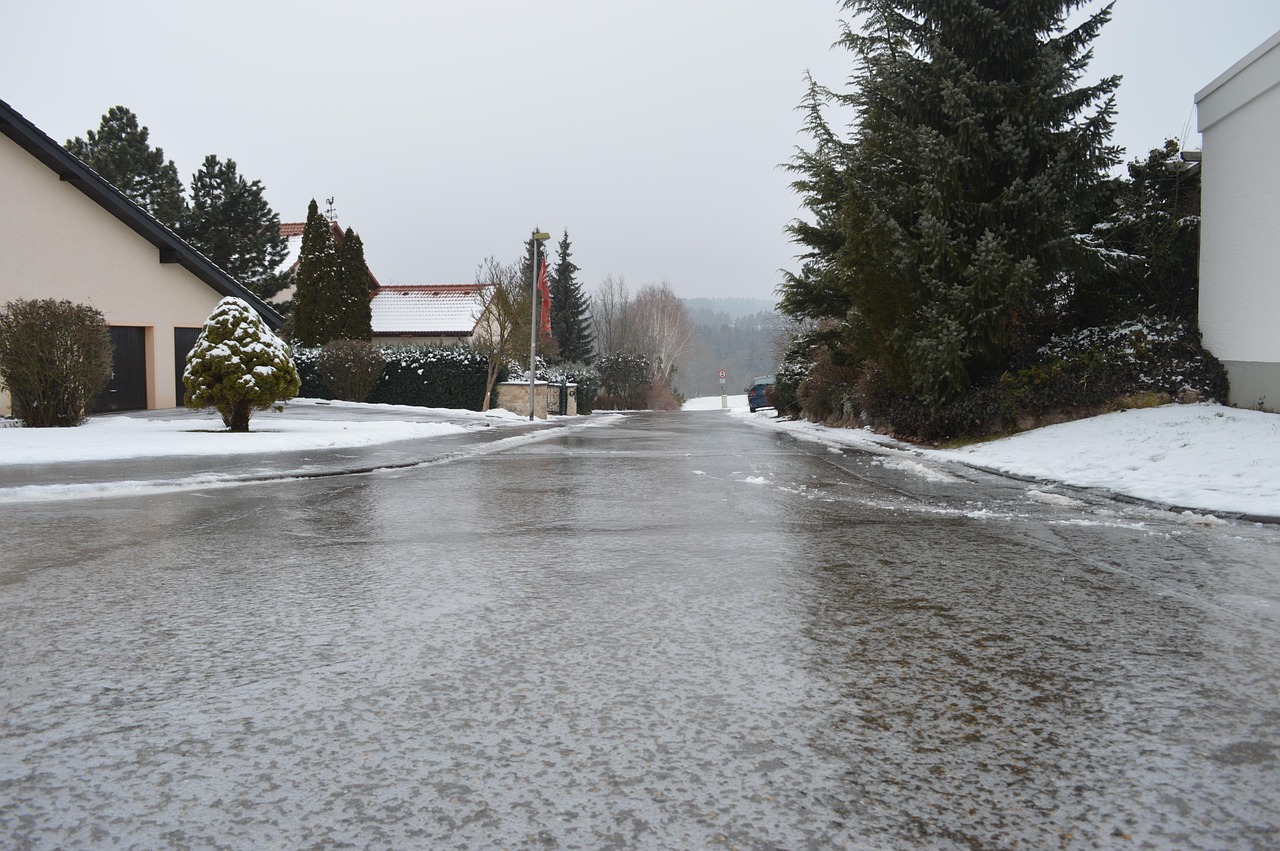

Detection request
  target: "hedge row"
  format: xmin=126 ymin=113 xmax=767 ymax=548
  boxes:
xmin=293 ymin=344 xmax=492 ymax=411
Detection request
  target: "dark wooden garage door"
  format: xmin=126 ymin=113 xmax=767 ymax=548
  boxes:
xmin=174 ymin=327 xmax=201 ymax=405
xmin=92 ymin=326 xmax=147 ymax=412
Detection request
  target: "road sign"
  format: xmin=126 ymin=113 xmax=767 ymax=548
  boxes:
xmin=718 ymin=370 xmax=726 ymax=381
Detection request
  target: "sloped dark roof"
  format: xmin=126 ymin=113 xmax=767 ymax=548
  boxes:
xmin=0 ymin=97 xmax=285 ymax=330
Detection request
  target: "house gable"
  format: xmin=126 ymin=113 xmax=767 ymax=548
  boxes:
xmin=0 ymin=98 xmax=284 ymax=327
xmin=0 ymin=98 xmax=285 ymax=414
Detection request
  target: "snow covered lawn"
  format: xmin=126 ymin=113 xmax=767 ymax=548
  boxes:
xmin=686 ymin=396 xmax=1280 ymax=520
xmin=0 ymin=399 xmax=522 ymax=466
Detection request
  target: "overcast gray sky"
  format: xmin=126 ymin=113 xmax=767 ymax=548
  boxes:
xmin=5 ymin=1 xmax=1279 ymax=301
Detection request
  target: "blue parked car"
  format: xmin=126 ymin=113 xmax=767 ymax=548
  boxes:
xmin=746 ymin=375 xmax=775 ymax=413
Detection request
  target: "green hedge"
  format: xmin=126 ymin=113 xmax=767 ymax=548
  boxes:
xmin=294 ymin=344 xmax=492 ymax=410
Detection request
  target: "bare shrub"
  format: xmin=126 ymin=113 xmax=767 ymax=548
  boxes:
xmin=0 ymin=298 xmax=113 ymax=427
xmin=317 ymin=338 xmax=385 ymax=402
xmin=796 ymin=347 xmax=863 ymax=425
xmin=644 ymin=378 xmax=683 ymax=411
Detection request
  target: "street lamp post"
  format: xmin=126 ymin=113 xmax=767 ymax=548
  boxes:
xmin=529 ymin=230 xmax=551 ymax=420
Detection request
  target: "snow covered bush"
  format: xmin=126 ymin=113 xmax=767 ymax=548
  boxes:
xmin=771 ymin=337 xmax=814 ymax=419
xmin=0 ymin=298 xmax=113 ymax=428
xmin=183 ymin=297 xmax=300 ymax=432
xmin=1004 ymin=317 xmax=1229 ymax=417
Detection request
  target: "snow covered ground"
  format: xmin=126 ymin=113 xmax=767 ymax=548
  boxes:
xmin=687 ymin=396 xmax=1280 ymax=520
xmin=0 ymin=399 xmax=524 ymax=466
xmin=2 ymin=396 xmax=1276 ymax=520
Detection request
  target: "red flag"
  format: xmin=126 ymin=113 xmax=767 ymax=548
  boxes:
xmin=537 ymin=256 xmax=552 ymax=337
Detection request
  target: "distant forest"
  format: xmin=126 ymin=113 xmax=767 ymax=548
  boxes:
xmin=676 ymin=298 xmax=785 ymax=400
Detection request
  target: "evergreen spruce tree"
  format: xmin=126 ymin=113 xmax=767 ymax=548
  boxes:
xmin=1075 ymin=139 xmax=1201 ymax=324
xmin=179 ymin=155 xmax=290 ymax=302
xmin=549 ymin=230 xmax=596 ymax=363
xmin=782 ymin=0 xmax=1120 ymax=411
xmin=337 ymin=227 xmax=374 ymax=341
xmin=291 ymin=199 xmax=343 ymax=346
xmin=519 ymin=231 xmax=542 ymax=290
xmin=66 ymin=106 xmax=187 ymax=227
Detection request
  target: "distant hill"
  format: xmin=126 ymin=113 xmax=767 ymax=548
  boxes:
xmin=676 ymin=298 xmax=785 ymax=399
xmin=683 ymin=297 xmax=778 ymax=322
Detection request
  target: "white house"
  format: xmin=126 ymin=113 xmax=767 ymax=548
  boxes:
xmin=0 ymin=98 xmax=284 ymax=416
xmin=1196 ymin=30 xmax=1280 ymax=411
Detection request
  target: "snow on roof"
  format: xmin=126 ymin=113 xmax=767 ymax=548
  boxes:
xmin=370 ymin=284 xmax=491 ymax=336
xmin=277 ymin=232 xmax=302 ymax=276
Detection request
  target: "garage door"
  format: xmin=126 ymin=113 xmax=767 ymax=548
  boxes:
xmin=92 ymin=326 xmax=147 ymax=412
xmin=174 ymin=327 xmax=201 ymax=405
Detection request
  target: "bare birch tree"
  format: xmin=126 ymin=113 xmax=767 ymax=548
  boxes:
xmin=630 ymin=282 xmax=692 ymax=383
xmin=473 ymin=257 xmax=530 ymax=411
xmin=591 ymin=274 xmax=633 ymax=358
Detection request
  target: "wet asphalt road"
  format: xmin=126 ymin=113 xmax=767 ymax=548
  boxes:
xmin=2 ymin=411 xmax=1279 ymax=849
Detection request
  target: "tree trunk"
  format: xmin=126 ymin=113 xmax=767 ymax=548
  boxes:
xmin=227 ymin=401 xmax=252 ymax=432
xmin=481 ymin=363 xmax=498 ymax=412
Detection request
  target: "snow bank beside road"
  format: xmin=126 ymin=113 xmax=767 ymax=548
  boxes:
xmin=692 ymin=397 xmax=1280 ymax=521
xmin=935 ymin=405 xmax=1280 ymax=519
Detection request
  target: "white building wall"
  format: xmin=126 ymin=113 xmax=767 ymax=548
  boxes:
xmin=0 ymin=131 xmax=222 ymax=414
xmin=1197 ymin=31 xmax=1280 ymax=409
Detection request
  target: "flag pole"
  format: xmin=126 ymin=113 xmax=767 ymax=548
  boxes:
xmin=529 ymin=230 xmax=550 ymax=420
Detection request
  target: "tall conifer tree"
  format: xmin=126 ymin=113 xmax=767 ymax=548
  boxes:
xmin=66 ymin=106 xmax=187 ymax=228
xmin=1075 ymin=140 xmax=1201 ymax=324
xmin=292 ymin=200 xmax=343 ymax=346
xmin=337 ymin=228 xmax=374 ymax=341
xmin=782 ymin=0 xmax=1120 ymax=409
xmin=549 ymin=230 xmax=595 ymax=363
xmin=180 ymin=155 xmax=289 ymax=301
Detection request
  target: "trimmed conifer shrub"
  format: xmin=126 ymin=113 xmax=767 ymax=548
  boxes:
xmin=183 ymin=297 xmax=300 ymax=432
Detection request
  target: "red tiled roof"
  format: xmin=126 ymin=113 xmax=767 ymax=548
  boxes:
xmin=276 ymin=220 xmax=381 ymax=291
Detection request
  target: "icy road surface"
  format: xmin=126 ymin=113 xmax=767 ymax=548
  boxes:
xmin=2 ymin=410 xmax=1279 ymax=849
